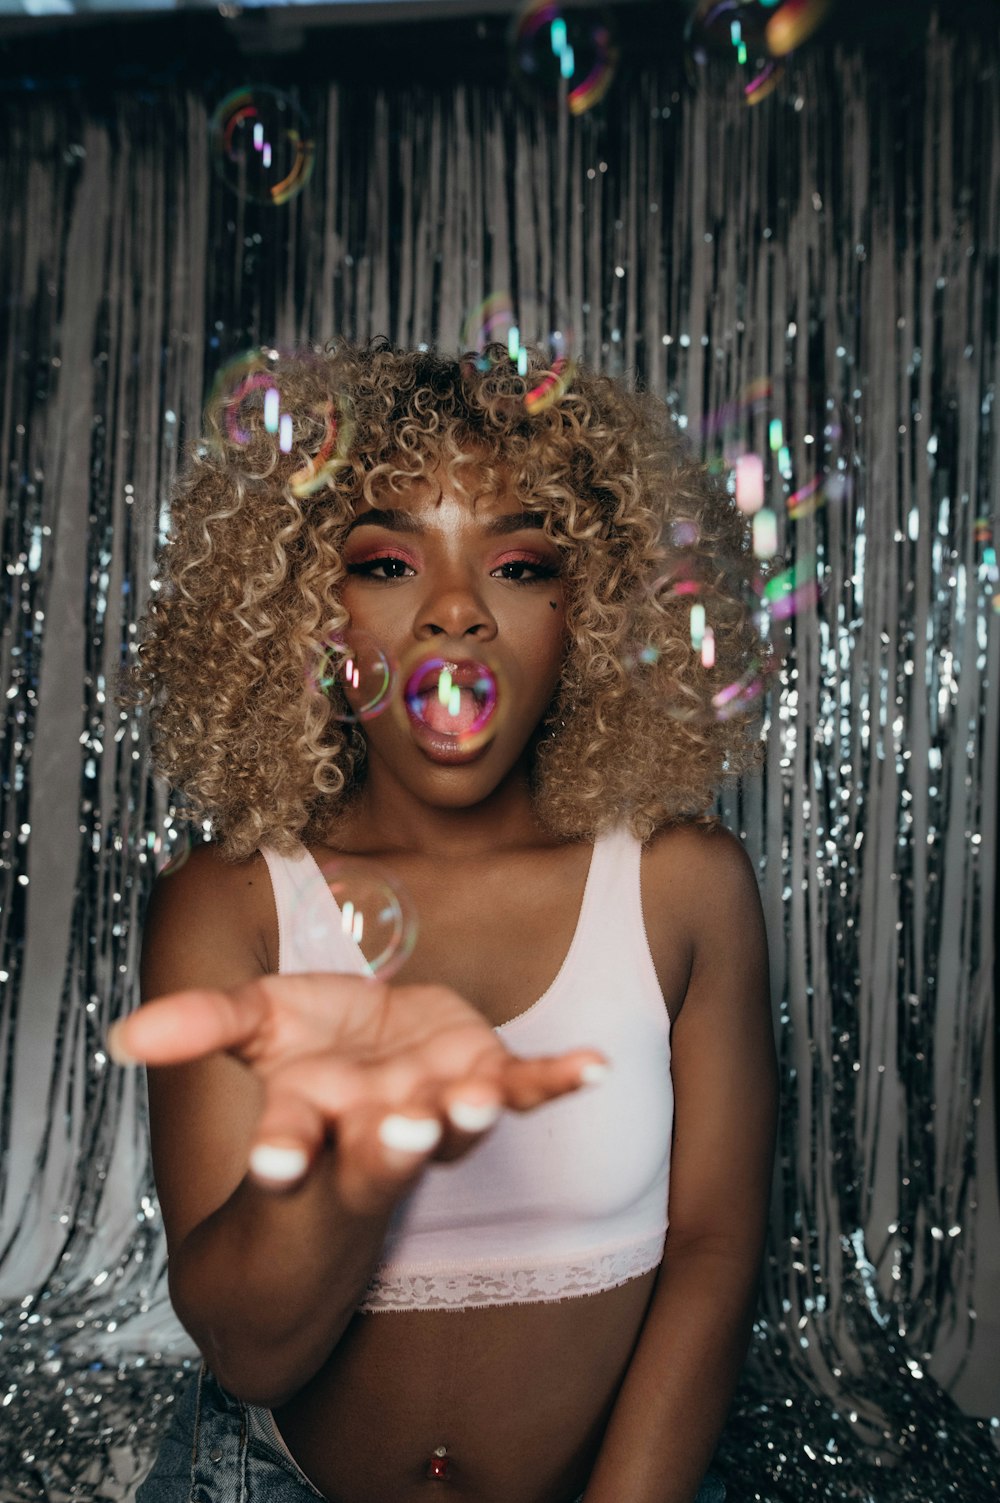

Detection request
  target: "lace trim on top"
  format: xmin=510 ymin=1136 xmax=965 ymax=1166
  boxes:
xmin=356 ymin=1229 xmax=667 ymax=1313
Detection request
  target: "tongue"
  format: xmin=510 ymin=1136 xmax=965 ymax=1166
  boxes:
xmin=419 ymin=687 xmax=481 ymax=736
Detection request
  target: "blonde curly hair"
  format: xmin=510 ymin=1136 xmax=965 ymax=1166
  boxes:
xmin=122 ymin=336 xmax=774 ymax=860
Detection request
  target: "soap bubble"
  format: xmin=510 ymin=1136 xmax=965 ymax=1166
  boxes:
xmin=209 ymin=86 xmax=316 ymax=206
xmin=700 ymin=378 xmax=856 ymax=531
xmin=625 ymin=551 xmax=786 ymax=725
xmin=299 ymin=856 xmax=417 ymax=980
xmin=509 ymin=0 xmax=619 ymax=116
xmin=397 ymin=650 xmax=509 ymax=757
xmin=685 ymin=0 xmax=833 ymax=105
xmin=148 ymin=826 xmax=192 ymax=877
xmin=686 ymin=0 xmax=785 ymax=105
xmin=461 ymin=291 xmax=576 ymax=414
xmin=205 ymin=347 xmax=354 ymax=492
xmin=287 ymin=396 xmax=355 ymax=499
xmin=308 ymin=629 xmax=398 ymax=724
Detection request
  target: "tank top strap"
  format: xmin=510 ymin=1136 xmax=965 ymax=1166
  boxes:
xmin=258 ymin=843 xmax=370 ymax=976
xmin=564 ymin=823 xmax=658 ymax=991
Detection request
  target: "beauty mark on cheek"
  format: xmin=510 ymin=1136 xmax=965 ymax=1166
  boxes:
xmin=549 ymin=601 xmax=558 ymax=610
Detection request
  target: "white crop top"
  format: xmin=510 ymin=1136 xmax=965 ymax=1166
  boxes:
xmin=258 ymin=827 xmax=673 ymax=1313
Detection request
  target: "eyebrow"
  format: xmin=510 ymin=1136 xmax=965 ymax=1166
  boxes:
xmin=343 ymin=507 xmax=545 ymax=538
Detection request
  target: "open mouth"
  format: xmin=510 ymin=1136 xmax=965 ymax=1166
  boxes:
xmin=403 ymin=657 xmax=499 ymax=742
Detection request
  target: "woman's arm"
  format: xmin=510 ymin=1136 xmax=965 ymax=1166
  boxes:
xmin=137 ymin=847 xmax=399 ymax=1408
xmin=125 ymin=844 xmax=610 ymax=1410
xmin=582 ymin=826 xmax=778 ymax=1503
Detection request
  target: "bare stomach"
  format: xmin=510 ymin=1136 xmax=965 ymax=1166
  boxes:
xmin=271 ymin=1268 xmax=659 ymax=1503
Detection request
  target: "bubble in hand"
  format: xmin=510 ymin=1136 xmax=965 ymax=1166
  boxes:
xmin=299 ymin=856 xmax=418 ymax=980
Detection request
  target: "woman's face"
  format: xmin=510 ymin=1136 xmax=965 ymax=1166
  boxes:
xmin=336 ymin=469 xmax=568 ymax=810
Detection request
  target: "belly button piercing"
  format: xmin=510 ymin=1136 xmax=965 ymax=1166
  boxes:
xmin=425 ymin=1445 xmax=450 ymax=1480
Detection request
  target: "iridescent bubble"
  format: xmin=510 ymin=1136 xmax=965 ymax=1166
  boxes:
xmin=625 ymin=551 xmax=786 ymax=725
xmin=759 ymin=553 xmax=822 ymax=620
xmin=764 ymin=0 xmax=832 ymax=58
xmin=288 ymin=396 xmax=355 ymax=499
xmin=701 ymin=378 xmax=855 ymax=536
xmin=669 ymin=517 xmax=702 ymax=549
xmin=686 ymin=0 xmax=785 ymax=105
xmin=509 ymin=0 xmax=619 ymax=117
xmin=209 ymin=87 xmax=315 ymax=206
xmin=205 ymin=349 xmax=276 ymax=451
xmin=299 ymin=855 xmax=417 ymax=980
xmin=461 ymin=291 xmax=576 ymax=414
xmin=149 ymin=825 xmax=192 ymax=877
xmin=686 ymin=0 xmax=833 ymax=104
xmin=308 ymin=628 xmax=398 ymax=724
xmin=395 ymin=648 xmax=509 ymax=757
xmin=205 ymin=347 xmax=355 ymax=492
xmin=785 ymin=395 xmax=856 ymax=521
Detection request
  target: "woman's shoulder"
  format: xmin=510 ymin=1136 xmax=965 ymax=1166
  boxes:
xmin=151 ymin=838 xmax=273 ymax=904
xmin=641 ymin=817 xmax=753 ymax=882
xmin=640 ymin=819 xmax=760 ymax=944
xmin=141 ymin=840 xmax=277 ymax=993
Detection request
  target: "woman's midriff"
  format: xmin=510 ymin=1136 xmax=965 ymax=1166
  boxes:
xmin=270 ymin=1266 xmax=659 ymax=1503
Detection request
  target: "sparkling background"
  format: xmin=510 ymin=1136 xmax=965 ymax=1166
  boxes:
xmin=0 ymin=6 xmax=998 ymax=1499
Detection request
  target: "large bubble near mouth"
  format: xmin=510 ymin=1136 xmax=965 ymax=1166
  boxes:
xmin=396 ymin=650 xmax=509 ymax=755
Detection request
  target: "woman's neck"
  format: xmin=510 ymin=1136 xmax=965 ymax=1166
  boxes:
xmin=323 ymin=763 xmax=554 ymax=861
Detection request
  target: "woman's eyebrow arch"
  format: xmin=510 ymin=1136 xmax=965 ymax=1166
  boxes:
xmin=343 ymin=508 xmax=544 ymax=537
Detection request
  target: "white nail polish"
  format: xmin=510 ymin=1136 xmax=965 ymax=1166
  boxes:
xmin=250 ymin=1144 xmax=308 ymax=1183
xmin=579 ymin=1062 xmax=610 ymax=1086
xmin=378 ymin=1115 xmax=443 ymax=1153
xmin=447 ymin=1100 xmax=501 ymax=1133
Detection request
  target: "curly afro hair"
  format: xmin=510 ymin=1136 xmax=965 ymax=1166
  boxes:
xmin=121 ymin=336 xmax=774 ymax=859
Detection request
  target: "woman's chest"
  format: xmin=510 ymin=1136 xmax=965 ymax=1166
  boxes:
xmin=267 ymin=835 xmax=693 ymax=1026
xmin=385 ymin=846 xmax=596 ymax=1027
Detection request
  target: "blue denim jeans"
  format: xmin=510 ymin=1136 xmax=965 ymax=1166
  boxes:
xmin=136 ymin=1360 xmax=726 ymax=1503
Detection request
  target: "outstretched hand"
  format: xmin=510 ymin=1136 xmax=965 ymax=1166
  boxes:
xmin=107 ymin=973 xmax=609 ymax=1214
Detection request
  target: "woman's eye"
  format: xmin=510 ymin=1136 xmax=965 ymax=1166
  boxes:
xmin=347 ymin=556 xmax=414 ymax=580
xmin=493 ymin=559 xmax=560 ymax=584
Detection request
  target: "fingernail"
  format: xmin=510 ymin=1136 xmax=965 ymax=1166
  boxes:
xmin=447 ymin=1100 xmax=501 ymax=1133
xmin=106 ymin=1022 xmax=136 ymax=1067
xmin=249 ymin=1144 xmax=309 ymax=1183
xmin=378 ymin=1115 xmax=442 ymax=1154
xmin=579 ymin=1061 xmax=610 ymax=1086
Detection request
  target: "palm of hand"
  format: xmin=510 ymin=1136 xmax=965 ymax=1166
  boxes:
xmin=110 ymin=970 xmax=605 ymax=1196
xmin=241 ymin=972 xmax=511 ymax=1112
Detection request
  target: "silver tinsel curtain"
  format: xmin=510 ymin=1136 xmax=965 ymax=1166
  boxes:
xmin=1 ymin=11 xmax=998 ymax=1501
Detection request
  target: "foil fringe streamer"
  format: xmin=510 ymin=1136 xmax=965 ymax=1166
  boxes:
xmin=1 ymin=16 xmax=998 ymax=1501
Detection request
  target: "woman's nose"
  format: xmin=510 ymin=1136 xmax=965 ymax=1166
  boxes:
xmin=413 ymin=570 xmax=498 ymax=642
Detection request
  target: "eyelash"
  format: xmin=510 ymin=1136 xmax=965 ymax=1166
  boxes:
xmin=345 ymin=552 xmax=560 ymax=586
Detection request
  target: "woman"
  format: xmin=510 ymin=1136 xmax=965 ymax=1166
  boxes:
xmin=112 ymin=337 xmax=778 ymax=1503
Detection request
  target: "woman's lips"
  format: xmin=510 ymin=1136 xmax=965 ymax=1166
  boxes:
xmin=403 ymin=657 xmax=500 ymax=760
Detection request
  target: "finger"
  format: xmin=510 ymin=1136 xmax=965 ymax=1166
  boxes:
xmin=247 ymin=1089 xmax=328 ymax=1191
xmin=498 ymin=1050 xmax=611 ymax=1111
xmin=334 ymin=1103 xmax=444 ymax=1217
xmin=107 ymin=988 xmax=269 ymax=1067
xmin=431 ymin=1082 xmax=504 ymax=1163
